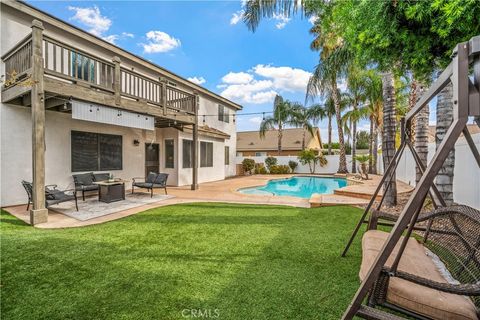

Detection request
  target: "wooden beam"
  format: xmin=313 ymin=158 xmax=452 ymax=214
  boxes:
xmin=30 ymin=19 xmax=48 ymax=225
xmin=1 ymin=79 xmax=31 ymax=103
xmin=191 ymin=92 xmax=199 ymax=190
xmin=43 ymin=77 xmax=195 ymax=123
xmin=112 ymin=56 xmax=121 ymax=105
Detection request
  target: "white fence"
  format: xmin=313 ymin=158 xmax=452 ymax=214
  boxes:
xmin=235 ymin=155 xmax=353 ymax=174
xmin=377 ymin=134 xmax=480 ymax=209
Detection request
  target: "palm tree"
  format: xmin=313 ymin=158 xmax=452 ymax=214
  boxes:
xmin=382 ymin=71 xmax=397 ymax=206
xmin=307 ymin=46 xmax=351 ymax=173
xmin=342 ymin=68 xmax=368 ymax=172
xmin=435 ymin=83 xmax=454 ymax=204
xmin=363 ymin=69 xmax=383 ymax=175
xmin=259 ymin=95 xmax=298 ymax=155
xmin=290 ymin=105 xmax=321 ymax=149
xmin=314 ymin=95 xmax=336 ymax=155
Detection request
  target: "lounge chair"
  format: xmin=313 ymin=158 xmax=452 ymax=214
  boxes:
xmin=21 ymin=180 xmax=78 ymax=211
xmin=132 ymin=172 xmax=168 ymax=197
xmin=73 ymin=172 xmax=110 ymax=201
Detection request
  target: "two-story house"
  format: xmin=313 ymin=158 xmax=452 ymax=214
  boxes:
xmin=0 ymin=0 xmax=242 ymax=223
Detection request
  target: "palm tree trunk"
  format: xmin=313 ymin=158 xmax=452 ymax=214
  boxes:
xmin=435 ymin=82 xmax=455 ymax=204
xmin=381 ymin=71 xmax=397 ymax=206
xmin=372 ymin=124 xmax=378 ymax=175
xmin=332 ymin=81 xmax=348 ymax=173
xmin=302 ymin=127 xmax=306 ymax=150
xmin=368 ymin=119 xmax=374 ymax=174
xmin=414 ymin=83 xmax=428 ymax=184
xmin=278 ymin=123 xmax=283 ymax=156
xmin=327 ymin=116 xmax=332 ymax=155
xmin=351 ymin=103 xmax=357 ymax=173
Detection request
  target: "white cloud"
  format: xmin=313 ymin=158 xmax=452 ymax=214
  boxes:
xmin=249 ymin=116 xmax=263 ymax=124
xmin=272 ymin=13 xmax=291 ymax=29
xmin=222 ymin=72 xmax=254 ymax=84
xmin=187 ymin=76 xmax=206 ymax=85
xmin=142 ymin=31 xmax=181 ymax=53
xmin=230 ymin=10 xmax=244 ymax=25
xmin=68 ymin=6 xmax=133 ymax=45
xmin=219 ymin=64 xmax=312 ymax=104
xmin=122 ymin=32 xmax=134 ymax=38
xmin=68 ymin=5 xmax=112 ymax=36
xmin=308 ymin=15 xmax=319 ymax=25
xmin=253 ymin=64 xmax=311 ymax=92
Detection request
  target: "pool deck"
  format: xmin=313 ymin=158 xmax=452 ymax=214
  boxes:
xmin=3 ymin=174 xmax=413 ymax=229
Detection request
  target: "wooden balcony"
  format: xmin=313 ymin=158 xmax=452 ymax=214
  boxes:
xmin=2 ymin=31 xmax=197 ymax=125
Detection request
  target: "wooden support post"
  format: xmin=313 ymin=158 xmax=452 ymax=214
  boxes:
xmin=191 ymin=91 xmax=199 ymax=190
xmin=112 ymin=56 xmax=121 ymax=105
xmin=160 ymin=77 xmax=167 ymax=115
xmin=30 ymin=20 xmax=48 ymax=225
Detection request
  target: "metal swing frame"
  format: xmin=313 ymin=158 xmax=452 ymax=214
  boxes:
xmin=341 ymin=36 xmax=480 ymax=320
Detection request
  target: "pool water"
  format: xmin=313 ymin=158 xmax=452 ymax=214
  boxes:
xmin=238 ymin=176 xmax=347 ymax=199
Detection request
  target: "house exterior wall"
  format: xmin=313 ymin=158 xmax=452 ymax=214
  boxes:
xmin=238 ymin=150 xmax=303 ymax=157
xmin=0 ymin=3 xmax=240 ymax=206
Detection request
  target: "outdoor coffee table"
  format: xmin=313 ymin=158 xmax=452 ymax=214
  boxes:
xmin=93 ymin=180 xmax=127 ymax=203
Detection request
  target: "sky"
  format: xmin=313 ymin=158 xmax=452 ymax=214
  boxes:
xmin=27 ymin=0 xmax=438 ymax=141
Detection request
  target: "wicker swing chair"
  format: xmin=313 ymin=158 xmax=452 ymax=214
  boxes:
xmin=341 ymin=36 xmax=480 ymax=320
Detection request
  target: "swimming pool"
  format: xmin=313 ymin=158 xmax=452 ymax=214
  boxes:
xmin=238 ymin=176 xmax=347 ymax=199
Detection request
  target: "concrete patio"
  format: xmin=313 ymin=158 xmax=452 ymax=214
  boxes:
xmin=3 ymin=174 xmax=413 ymax=229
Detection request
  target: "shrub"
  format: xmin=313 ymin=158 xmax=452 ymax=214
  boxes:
xmin=242 ymin=158 xmax=255 ymax=175
xmin=264 ymin=156 xmax=278 ymax=171
xmin=269 ymin=165 xmax=290 ymax=174
xmin=254 ymin=163 xmax=268 ymax=174
xmin=298 ymin=149 xmax=328 ymax=174
xmin=288 ymin=160 xmax=298 ymax=173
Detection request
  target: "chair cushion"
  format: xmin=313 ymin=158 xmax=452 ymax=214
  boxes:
xmin=360 ymin=230 xmax=478 ymax=320
xmin=146 ymin=172 xmax=157 ymax=184
xmin=133 ymin=182 xmax=152 ymax=189
xmin=73 ymin=173 xmax=94 ymax=186
xmin=154 ymin=173 xmax=168 ymax=185
xmin=75 ymin=184 xmax=98 ymax=191
xmin=93 ymin=173 xmax=110 ymax=182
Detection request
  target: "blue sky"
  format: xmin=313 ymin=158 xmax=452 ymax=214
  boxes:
xmin=28 ymin=1 xmax=438 ymax=141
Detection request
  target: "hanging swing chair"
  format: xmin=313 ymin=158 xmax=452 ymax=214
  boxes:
xmin=341 ymin=36 xmax=480 ymax=320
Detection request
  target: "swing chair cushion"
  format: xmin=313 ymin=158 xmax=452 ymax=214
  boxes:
xmin=360 ymin=230 xmax=478 ymax=320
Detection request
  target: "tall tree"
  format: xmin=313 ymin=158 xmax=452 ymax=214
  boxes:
xmin=312 ymin=95 xmax=336 ymax=155
xmin=382 ymin=72 xmax=397 ymax=206
xmin=363 ymin=70 xmax=383 ymax=175
xmin=289 ymin=105 xmax=318 ymax=149
xmin=435 ymin=83 xmax=454 ymax=204
xmin=259 ymin=95 xmax=298 ymax=155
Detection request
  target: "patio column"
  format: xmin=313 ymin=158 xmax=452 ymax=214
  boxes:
xmin=30 ymin=20 xmax=48 ymax=225
xmin=191 ymin=92 xmax=199 ymax=190
xmin=112 ymin=56 xmax=121 ymax=106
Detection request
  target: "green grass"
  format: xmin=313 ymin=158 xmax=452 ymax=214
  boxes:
xmin=1 ymin=203 xmax=363 ymax=320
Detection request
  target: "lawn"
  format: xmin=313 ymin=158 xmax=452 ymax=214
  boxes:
xmin=1 ymin=203 xmax=363 ymax=320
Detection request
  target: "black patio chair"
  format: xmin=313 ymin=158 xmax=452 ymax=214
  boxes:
xmin=21 ymin=180 xmax=78 ymax=211
xmin=132 ymin=172 xmax=168 ymax=197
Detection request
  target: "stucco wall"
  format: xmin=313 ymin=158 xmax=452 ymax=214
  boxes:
xmin=1 ymin=105 xmax=153 ymax=206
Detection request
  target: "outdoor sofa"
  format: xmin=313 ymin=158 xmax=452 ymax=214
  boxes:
xmin=72 ymin=172 xmax=110 ymax=201
xmin=21 ymin=180 xmax=78 ymax=211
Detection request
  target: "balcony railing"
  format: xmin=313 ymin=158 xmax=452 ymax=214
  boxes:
xmin=2 ymin=33 xmax=196 ymax=115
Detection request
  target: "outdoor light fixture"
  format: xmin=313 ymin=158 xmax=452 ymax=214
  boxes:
xmin=133 ymin=139 xmax=140 ymax=146
xmin=203 ymin=115 xmax=206 ymax=124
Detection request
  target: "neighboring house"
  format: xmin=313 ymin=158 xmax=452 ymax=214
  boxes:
xmin=0 ymin=1 xmax=242 ymax=212
xmin=236 ymin=128 xmax=322 ymax=156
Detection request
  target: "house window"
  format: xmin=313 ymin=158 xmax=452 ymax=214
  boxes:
xmin=200 ymin=141 xmax=213 ymax=167
xmin=71 ymin=131 xmax=122 ymax=172
xmin=165 ymin=139 xmax=174 ymax=168
xmin=225 ymin=146 xmax=230 ymax=165
xmin=183 ymin=139 xmax=193 ymax=168
xmin=218 ymin=105 xmax=229 ymax=123
xmin=71 ymin=52 xmax=95 ymax=83
xmin=255 ymin=152 xmax=267 ymax=156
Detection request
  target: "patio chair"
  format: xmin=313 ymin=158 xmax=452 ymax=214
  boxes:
xmin=21 ymin=181 xmax=78 ymax=211
xmin=73 ymin=172 xmax=110 ymax=201
xmin=132 ymin=172 xmax=168 ymax=197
